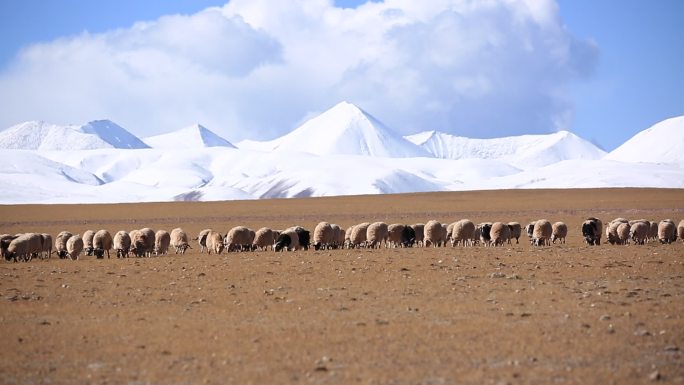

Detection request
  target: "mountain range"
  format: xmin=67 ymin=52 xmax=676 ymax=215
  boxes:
xmin=0 ymin=102 xmax=682 ymax=204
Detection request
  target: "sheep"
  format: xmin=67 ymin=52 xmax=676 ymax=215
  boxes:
xmin=350 ymin=223 xmax=370 ymax=248
xmin=313 ymin=222 xmax=335 ymax=250
xmin=401 ymin=225 xmax=416 ymax=247
xmin=83 ymin=230 xmax=95 ymax=256
xmin=225 ymin=226 xmax=252 ymax=252
xmin=131 ymin=228 xmax=155 ymax=257
xmin=6 ymin=233 xmax=42 ymax=262
xmin=92 ymin=230 xmax=113 ymax=258
xmin=679 ymin=220 xmax=684 ymax=243
xmin=478 ymin=223 xmax=493 ymax=246
xmin=581 ymin=217 xmax=603 ymax=245
xmin=344 ymin=225 xmax=355 ymax=249
xmin=524 ymin=222 xmax=536 ymax=239
xmin=0 ymin=234 xmax=17 ymax=261
xmin=65 ymin=234 xmax=84 ymax=260
xmin=441 ymin=224 xmax=448 ymax=247
xmin=154 ymin=230 xmax=171 ymax=255
xmin=630 ymin=221 xmax=649 ymax=245
xmin=649 ymin=221 xmax=659 ymax=242
xmin=195 ymin=229 xmax=212 ymax=253
xmin=551 ymin=222 xmax=568 ymax=244
xmin=330 ymin=224 xmax=344 ymax=249
xmin=508 ymin=222 xmax=521 ymax=244
xmin=170 ymin=228 xmax=190 ymax=254
xmin=274 ymin=229 xmax=299 ymax=252
xmin=387 ymin=224 xmax=405 ymax=248
xmin=367 ymin=222 xmax=389 ymax=249
xmin=113 ymin=230 xmax=131 ymax=258
xmin=471 ymin=226 xmax=481 ymax=246
xmin=489 ymin=222 xmax=511 ymax=247
xmin=410 ymin=224 xmax=425 ymax=247
xmin=40 ymin=233 xmax=52 ymax=259
xmin=446 ymin=222 xmax=456 ymax=243
xmin=531 ymin=220 xmax=552 ymax=246
xmin=205 ymin=231 xmax=224 ymax=254
xmin=658 ymin=220 xmax=677 ymax=244
xmin=54 ymin=231 xmax=73 ymax=259
xmin=424 ymin=220 xmax=443 ymax=248
xmin=617 ymin=222 xmax=632 ymax=245
xmin=252 ymin=227 xmax=275 ymax=251
xmin=290 ymin=226 xmax=310 ymax=250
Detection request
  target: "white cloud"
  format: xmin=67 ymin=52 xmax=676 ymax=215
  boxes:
xmin=0 ymin=0 xmax=597 ymax=141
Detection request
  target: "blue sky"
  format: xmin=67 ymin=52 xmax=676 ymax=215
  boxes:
xmin=0 ymin=0 xmax=682 ymax=151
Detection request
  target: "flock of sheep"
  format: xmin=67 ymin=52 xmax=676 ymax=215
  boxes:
xmin=1 ymin=217 xmax=682 ymax=263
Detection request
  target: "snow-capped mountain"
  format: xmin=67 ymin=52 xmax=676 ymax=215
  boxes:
xmin=0 ymin=120 xmax=149 ymax=150
xmin=405 ymin=130 xmax=606 ymax=169
xmin=143 ymin=123 xmax=236 ymax=149
xmin=239 ymin=101 xmax=430 ymax=158
xmin=603 ymin=116 xmax=684 ymax=165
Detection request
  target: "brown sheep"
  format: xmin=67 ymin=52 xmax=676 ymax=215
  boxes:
xmin=551 ymin=222 xmax=568 ymax=244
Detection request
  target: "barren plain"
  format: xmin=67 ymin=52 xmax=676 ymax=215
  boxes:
xmin=0 ymin=188 xmax=683 ymax=385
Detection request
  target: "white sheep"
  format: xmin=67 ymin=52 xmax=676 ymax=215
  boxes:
xmin=7 ymin=233 xmax=42 ymax=262
xmin=154 ymin=230 xmax=171 ymax=255
xmin=206 ymin=231 xmax=225 ymax=254
xmin=196 ymin=228 xmax=212 ymax=253
xmin=387 ymin=224 xmax=405 ymax=248
xmin=551 ymin=222 xmax=568 ymax=244
xmin=678 ymin=220 xmax=684 ymax=243
xmin=83 ymin=230 xmax=95 ymax=256
xmin=531 ymin=220 xmax=552 ymax=246
xmin=649 ymin=221 xmax=659 ymax=242
xmin=252 ymin=227 xmax=275 ymax=251
xmin=313 ymin=222 xmax=335 ymax=250
xmin=489 ymin=222 xmax=511 ymax=247
xmin=344 ymin=225 xmax=355 ymax=249
xmin=507 ymin=222 xmax=521 ymax=244
xmin=113 ymin=230 xmax=132 ymax=258
xmin=40 ymin=233 xmax=52 ymax=259
xmin=411 ymin=223 xmax=425 ymax=247
xmin=66 ymin=234 xmax=84 ymax=260
xmin=616 ymin=222 xmax=631 ymax=245
xmin=330 ymin=224 xmax=344 ymax=249
xmin=423 ymin=220 xmax=443 ymax=248
xmin=54 ymin=231 xmax=73 ymax=259
xmin=366 ymin=222 xmax=389 ymax=249
xmin=658 ymin=220 xmax=676 ymax=244
xmin=93 ymin=230 xmax=113 ymax=258
xmin=225 ymin=226 xmax=252 ymax=252
xmin=170 ymin=228 xmax=190 ymax=254
xmin=629 ymin=221 xmax=649 ymax=245
xmin=350 ymin=223 xmax=370 ymax=248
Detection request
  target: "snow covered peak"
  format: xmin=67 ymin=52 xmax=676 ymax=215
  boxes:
xmin=603 ymin=116 xmax=684 ymax=165
xmin=405 ymin=129 xmax=606 ymax=169
xmin=251 ymin=101 xmax=430 ymax=158
xmin=0 ymin=120 xmax=148 ymax=151
xmin=143 ymin=123 xmax=236 ymax=149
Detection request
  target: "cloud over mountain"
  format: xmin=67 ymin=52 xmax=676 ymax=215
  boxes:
xmin=0 ymin=0 xmax=597 ymax=142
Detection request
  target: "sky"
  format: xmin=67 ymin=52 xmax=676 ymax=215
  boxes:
xmin=0 ymin=0 xmax=681 ymax=151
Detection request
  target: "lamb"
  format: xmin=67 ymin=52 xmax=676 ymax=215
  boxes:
xmin=93 ymin=230 xmax=113 ymax=258
xmin=658 ymin=220 xmax=677 ymax=244
xmin=531 ymin=219 xmax=552 ymax=246
xmin=313 ymin=222 xmax=335 ymax=250
xmin=65 ymin=234 xmax=84 ymax=260
xmin=551 ymin=222 xmax=568 ymax=244
xmin=196 ymin=229 xmax=212 ymax=253
xmin=679 ymin=220 xmax=684 ymax=243
xmin=387 ymin=224 xmax=405 ymax=248
xmin=7 ymin=233 xmax=42 ymax=262
xmin=205 ymin=231 xmax=225 ymax=254
xmin=424 ymin=220 xmax=443 ymax=248
xmin=507 ymin=222 xmax=521 ymax=244
xmin=55 ymin=231 xmax=73 ymax=259
xmin=366 ymin=222 xmax=389 ymax=249
xmin=170 ymin=228 xmax=190 ymax=254
xmin=410 ymin=224 xmax=425 ymax=247
xmin=252 ymin=227 xmax=275 ymax=251
xmin=350 ymin=223 xmax=370 ymax=248
xmin=489 ymin=222 xmax=511 ymax=247
xmin=629 ymin=221 xmax=649 ymax=245
xmin=581 ymin=217 xmax=602 ymax=245
xmin=225 ymin=226 xmax=252 ymax=252
xmin=274 ymin=228 xmax=300 ymax=252
xmin=113 ymin=230 xmax=131 ymax=258
xmin=40 ymin=233 xmax=52 ymax=259
xmin=154 ymin=230 xmax=171 ymax=255
xmin=83 ymin=230 xmax=95 ymax=256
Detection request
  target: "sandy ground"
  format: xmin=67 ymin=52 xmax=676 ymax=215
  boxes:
xmin=0 ymin=188 xmax=683 ymax=385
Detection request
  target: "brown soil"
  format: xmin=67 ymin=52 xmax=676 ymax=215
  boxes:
xmin=0 ymin=188 xmax=683 ymax=385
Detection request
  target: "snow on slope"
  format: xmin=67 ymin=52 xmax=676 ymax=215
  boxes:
xmin=143 ymin=124 xmax=236 ymax=149
xmin=0 ymin=120 xmax=149 ymax=150
xmin=603 ymin=116 xmax=684 ymax=165
xmin=238 ymin=101 xmax=430 ymax=158
xmin=406 ymin=130 xmax=606 ymax=169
